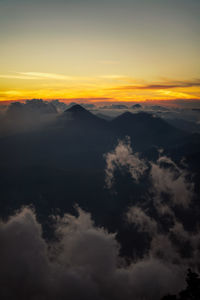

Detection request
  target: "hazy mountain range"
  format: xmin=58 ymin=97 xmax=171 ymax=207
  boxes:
xmin=0 ymin=104 xmax=200 ymax=300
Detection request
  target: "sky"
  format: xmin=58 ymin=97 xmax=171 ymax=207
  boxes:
xmin=0 ymin=0 xmax=200 ymax=103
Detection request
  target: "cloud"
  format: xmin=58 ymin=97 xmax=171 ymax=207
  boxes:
xmin=0 ymin=207 xmax=50 ymax=299
xmin=101 ymin=104 xmax=128 ymax=109
xmin=127 ymin=203 xmax=200 ymax=270
xmin=141 ymin=217 xmax=200 ymax=271
xmin=51 ymin=99 xmax=68 ymax=112
xmin=0 ymin=99 xmax=59 ymax=136
xmin=0 ymin=124 xmax=199 ymax=299
xmin=109 ymin=79 xmax=200 ymax=91
xmin=81 ymin=103 xmax=96 ymax=109
xmin=0 ymin=206 xmax=184 ymax=300
xmin=59 ymin=97 xmax=115 ymax=104
xmin=150 ymin=155 xmax=194 ymax=209
xmin=0 ymin=74 xmax=40 ymax=80
xmin=107 ymin=137 xmax=200 ymax=275
xmin=0 ymin=72 xmax=72 ymax=81
xmin=18 ymin=72 xmax=78 ymax=81
xmin=127 ymin=206 xmax=157 ymax=236
xmin=131 ymin=104 xmax=142 ymax=110
xmin=6 ymin=99 xmax=58 ymax=118
xmin=105 ymin=138 xmax=194 ymax=208
xmin=99 ymin=75 xmax=125 ymax=79
xmin=104 ymin=137 xmax=147 ymax=188
xmin=0 ymin=72 xmax=98 ymax=81
xmin=148 ymin=105 xmax=169 ymax=111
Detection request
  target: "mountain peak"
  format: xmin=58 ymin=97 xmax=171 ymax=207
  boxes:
xmin=114 ymin=111 xmax=153 ymax=121
xmin=63 ymin=104 xmax=92 ymax=119
xmin=66 ymin=104 xmax=87 ymax=113
xmin=61 ymin=104 xmax=106 ymax=126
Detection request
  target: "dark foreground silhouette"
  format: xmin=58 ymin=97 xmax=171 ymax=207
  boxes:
xmin=162 ymin=269 xmax=200 ymax=300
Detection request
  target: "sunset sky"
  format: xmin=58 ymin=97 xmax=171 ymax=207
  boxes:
xmin=0 ymin=0 xmax=200 ymax=103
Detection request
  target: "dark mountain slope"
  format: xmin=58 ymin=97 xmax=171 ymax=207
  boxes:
xmin=57 ymin=104 xmax=108 ymax=129
xmin=0 ymin=105 xmax=114 ymax=170
xmin=111 ymin=111 xmax=187 ymax=150
xmin=165 ymin=117 xmax=200 ymax=134
xmin=0 ymin=106 xmax=195 ymax=171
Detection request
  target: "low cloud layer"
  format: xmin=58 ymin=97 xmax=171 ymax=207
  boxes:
xmin=0 ymin=206 xmax=184 ymax=300
xmin=1 ymin=99 xmax=200 ymax=137
xmin=0 ymin=99 xmax=60 ymax=136
xmin=0 ymin=137 xmax=199 ymax=299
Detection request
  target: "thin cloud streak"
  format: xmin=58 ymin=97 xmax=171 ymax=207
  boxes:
xmin=109 ymin=80 xmax=200 ymax=91
xmin=0 ymin=72 xmax=97 ymax=81
xmin=0 ymin=72 xmax=128 ymax=82
xmin=0 ymin=74 xmax=40 ymax=80
xmin=19 ymin=72 xmax=77 ymax=80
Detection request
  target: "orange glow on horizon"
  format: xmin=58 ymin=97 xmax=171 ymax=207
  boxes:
xmin=0 ymin=75 xmax=200 ymax=104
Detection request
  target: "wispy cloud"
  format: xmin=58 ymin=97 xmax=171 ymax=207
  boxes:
xmin=0 ymin=72 xmax=94 ymax=81
xmin=99 ymin=75 xmax=127 ymax=80
xmin=109 ymin=79 xmax=200 ymax=90
xmin=62 ymin=97 xmax=115 ymax=102
xmin=19 ymin=72 xmax=76 ymax=80
xmin=0 ymin=74 xmax=39 ymax=80
xmin=0 ymin=72 xmax=127 ymax=82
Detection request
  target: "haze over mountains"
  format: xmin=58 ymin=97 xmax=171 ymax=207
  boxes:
xmin=0 ymin=104 xmax=190 ymax=171
xmin=0 ymin=102 xmax=200 ymax=300
xmin=0 ymin=103 xmax=200 ymax=208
